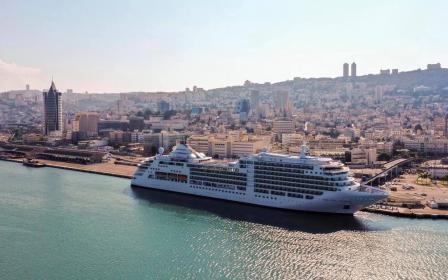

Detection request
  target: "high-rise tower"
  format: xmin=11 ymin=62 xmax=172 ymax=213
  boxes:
xmin=43 ymin=81 xmax=63 ymax=136
xmin=445 ymin=113 xmax=448 ymax=138
xmin=343 ymin=63 xmax=349 ymax=78
xmin=250 ymin=90 xmax=260 ymax=117
xmin=275 ymin=91 xmax=291 ymax=117
xmin=351 ymin=62 xmax=357 ymax=77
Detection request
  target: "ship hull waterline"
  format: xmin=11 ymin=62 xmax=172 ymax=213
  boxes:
xmin=130 ymin=180 xmax=386 ymax=215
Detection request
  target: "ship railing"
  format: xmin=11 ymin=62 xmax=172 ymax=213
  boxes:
xmin=358 ymin=184 xmax=386 ymax=194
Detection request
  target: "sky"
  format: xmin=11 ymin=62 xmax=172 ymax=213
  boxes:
xmin=0 ymin=0 xmax=446 ymax=93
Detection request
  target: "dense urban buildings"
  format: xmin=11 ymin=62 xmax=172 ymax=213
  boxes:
xmin=1 ymin=63 xmax=448 ymax=167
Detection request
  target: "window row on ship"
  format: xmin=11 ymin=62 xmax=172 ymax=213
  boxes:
xmin=158 ymin=160 xmax=185 ymax=167
xmin=190 ymin=167 xmax=245 ymax=175
xmin=254 ymin=172 xmax=347 ymax=185
xmin=323 ymin=166 xmax=342 ymax=170
xmin=253 ymin=191 xmax=313 ymax=200
xmin=255 ymin=174 xmax=350 ymax=187
xmin=190 ymin=185 xmax=246 ymax=195
xmin=254 ymin=165 xmax=347 ymax=176
xmin=253 ymin=162 xmax=346 ymax=171
xmin=251 ymin=161 xmax=314 ymax=170
xmin=190 ymin=171 xmax=246 ymax=181
xmin=255 ymin=177 xmax=343 ymax=188
xmin=190 ymin=168 xmax=241 ymax=174
xmin=254 ymin=184 xmax=323 ymax=195
xmin=187 ymin=164 xmax=238 ymax=172
xmin=190 ymin=175 xmax=246 ymax=186
xmin=151 ymin=171 xmax=188 ymax=183
xmin=190 ymin=179 xmax=246 ymax=191
xmin=254 ymin=179 xmax=337 ymax=192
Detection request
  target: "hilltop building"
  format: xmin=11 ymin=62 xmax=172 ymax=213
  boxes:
xmin=351 ymin=62 xmax=357 ymax=77
xmin=427 ymin=63 xmax=442 ymax=70
xmin=380 ymin=69 xmax=391 ymax=75
xmin=343 ymin=63 xmax=349 ymax=78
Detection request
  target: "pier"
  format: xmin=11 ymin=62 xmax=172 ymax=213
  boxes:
xmin=363 ymin=158 xmax=413 ymax=186
xmin=0 ymin=157 xmax=136 ymax=179
xmin=363 ymin=204 xmax=448 ymax=219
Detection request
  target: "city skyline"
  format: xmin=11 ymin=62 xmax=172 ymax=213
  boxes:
xmin=1 ymin=0 xmax=447 ymax=93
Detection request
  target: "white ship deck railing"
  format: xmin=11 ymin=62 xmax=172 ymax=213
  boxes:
xmin=358 ymin=185 xmax=388 ymax=194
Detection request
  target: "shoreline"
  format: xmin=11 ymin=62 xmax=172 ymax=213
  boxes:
xmin=0 ymin=158 xmax=134 ymax=179
xmin=2 ymin=158 xmax=448 ymax=219
xmin=363 ymin=206 xmax=448 ymax=219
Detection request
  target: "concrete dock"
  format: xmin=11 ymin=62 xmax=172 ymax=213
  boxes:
xmin=1 ymin=157 xmax=137 ymax=179
xmin=363 ymin=204 xmax=448 ymax=219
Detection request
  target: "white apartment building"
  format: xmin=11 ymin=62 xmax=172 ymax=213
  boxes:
xmin=426 ymin=166 xmax=448 ymax=179
xmin=188 ymin=133 xmax=270 ymax=158
xmin=273 ymin=120 xmax=294 ymax=134
xmin=376 ymin=142 xmax=393 ymax=155
xmin=281 ymin=133 xmax=304 ymax=147
xmin=230 ymin=140 xmax=267 ymax=158
xmin=147 ymin=119 xmax=188 ymax=131
xmin=187 ymin=135 xmax=209 ymax=154
xmin=308 ymin=138 xmax=346 ymax=150
xmin=403 ymin=137 xmax=448 ymax=154
xmin=351 ymin=147 xmax=377 ymax=166
xmin=130 ymin=131 xmax=145 ymax=143
xmin=210 ymin=140 xmax=229 ymax=158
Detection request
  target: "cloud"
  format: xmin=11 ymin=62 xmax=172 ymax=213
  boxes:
xmin=0 ymin=59 xmax=46 ymax=92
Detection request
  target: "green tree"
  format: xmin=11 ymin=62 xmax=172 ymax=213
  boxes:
xmin=163 ymin=110 xmax=177 ymax=120
xmin=377 ymin=153 xmax=391 ymax=161
xmin=329 ymin=129 xmax=340 ymax=139
xmin=441 ymin=174 xmax=448 ymax=186
xmin=416 ymin=172 xmax=431 ymax=185
xmin=150 ymin=145 xmax=158 ymax=155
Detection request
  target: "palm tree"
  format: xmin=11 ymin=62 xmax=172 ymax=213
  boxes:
xmin=416 ymin=172 xmax=431 ymax=185
xmin=441 ymin=174 xmax=448 ymax=186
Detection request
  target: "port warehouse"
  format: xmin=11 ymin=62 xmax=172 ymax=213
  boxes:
xmin=0 ymin=143 xmax=107 ymax=164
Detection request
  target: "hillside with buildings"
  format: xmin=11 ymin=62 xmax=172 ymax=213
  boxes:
xmin=2 ymin=63 xmax=448 ymax=171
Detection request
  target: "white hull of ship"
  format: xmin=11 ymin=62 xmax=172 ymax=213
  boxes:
xmin=131 ymin=177 xmax=384 ymax=215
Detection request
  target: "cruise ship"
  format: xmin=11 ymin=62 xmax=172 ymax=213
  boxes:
xmin=131 ymin=143 xmax=388 ymax=214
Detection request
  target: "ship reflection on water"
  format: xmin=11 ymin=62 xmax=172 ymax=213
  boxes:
xmin=128 ymin=186 xmax=388 ymax=234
